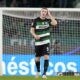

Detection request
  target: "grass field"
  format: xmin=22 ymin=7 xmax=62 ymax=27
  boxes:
xmin=0 ymin=76 xmax=80 ymax=80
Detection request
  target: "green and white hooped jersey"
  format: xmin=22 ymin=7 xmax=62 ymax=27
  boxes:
xmin=31 ymin=17 xmax=51 ymax=46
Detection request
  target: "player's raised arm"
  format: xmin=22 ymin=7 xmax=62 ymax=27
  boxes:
xmin=48 ymin=10 xmax=57 ymax=26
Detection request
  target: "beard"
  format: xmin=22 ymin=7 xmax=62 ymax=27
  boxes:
xmin=42 ymin=14 xmax=47 ymax=19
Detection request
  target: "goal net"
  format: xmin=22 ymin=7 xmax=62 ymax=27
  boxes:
xmin=3 ymin=8 xmax=80 ymax=55
xmin=2 ymin=8 xmax=80 ymax=76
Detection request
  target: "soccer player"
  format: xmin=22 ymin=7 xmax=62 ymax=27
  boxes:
xmin=30 ymin=8 xmax=57 ymax=78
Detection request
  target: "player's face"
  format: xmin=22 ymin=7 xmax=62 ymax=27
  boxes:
xmin=40 ymin=9 xmax=48 ymax=18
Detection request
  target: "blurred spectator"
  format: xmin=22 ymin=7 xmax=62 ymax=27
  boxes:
xmin=75 ymin=3 xmax=80 ymax=8
xmin=41 ymin=0 xmax=51 ymax=7
xmin=29 ymin=0 xmax=53 ymax=7
xmin=67 ymin=0 xmax=75 ymax=8
xmin=59 ymin=0 xmax=67 ymax=7
xmin=75 ymin=0 xmax=80 ymax=8
xmin=54 ymin=0 xmax=76 ymax=8
xmin=17 ymin=0 xmax=30 ymax=7
xmin=10 ymin=0 xmax=17 ymax=7
xmin=6 ymin=0 xmax=12 ymax=7
xmin=0 ymin=0 xmax=5 ymax=7
xmin=29 ymin=0 xmax=41 ymax=7
xmin=9 ymin=0 xmax=30 ymax=7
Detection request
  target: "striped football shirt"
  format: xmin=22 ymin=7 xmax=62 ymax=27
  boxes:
xmin=31 ymin=17 xmax=51 ymax=46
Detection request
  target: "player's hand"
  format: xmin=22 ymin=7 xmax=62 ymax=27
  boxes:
xmin=34 ymin=35 xmax=40 ymax=40
xmin=48 ymin=10 xmax=55 ymax=18
xmin=48 ymin=10 xmax=51 ymax=16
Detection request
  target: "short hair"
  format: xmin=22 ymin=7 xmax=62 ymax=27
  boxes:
xmin=41 ymin=7 xmax=48 ymax=10
xmin=41 ymin=8 xmax=48 ymax=15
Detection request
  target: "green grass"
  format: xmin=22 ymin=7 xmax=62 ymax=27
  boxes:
xmin=0 ymin=76 xmax=80 ymax=80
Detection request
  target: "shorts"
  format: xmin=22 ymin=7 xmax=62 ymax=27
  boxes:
xmin=35 ymin=43 xmax=50 ymax=57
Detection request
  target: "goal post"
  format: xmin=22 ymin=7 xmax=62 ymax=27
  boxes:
xmin=0 ymin=8 xmax=2 ymax=76
xmin=2 ymin=8 xmax=80 ymax=20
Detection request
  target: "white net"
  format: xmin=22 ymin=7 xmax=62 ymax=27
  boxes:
xmin=3 ymin=8 xmax=80 ymax=55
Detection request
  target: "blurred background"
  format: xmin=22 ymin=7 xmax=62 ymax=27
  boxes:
xmin=0 ymin=0 xmax=80 ymax=8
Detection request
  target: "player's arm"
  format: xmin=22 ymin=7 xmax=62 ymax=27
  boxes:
xmin=30 ymin=27 xmax=40 ymax=40
xmin=48 ymin=10 xmax=57 ymax=26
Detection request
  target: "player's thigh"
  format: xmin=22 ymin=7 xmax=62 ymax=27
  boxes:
xmin=35 ymin=46 xmax=42 ymax=57
xmin=43 ymin=44 xmax=50 ymax=55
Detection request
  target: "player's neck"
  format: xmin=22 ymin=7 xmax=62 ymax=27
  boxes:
xmin=40 ymin=16 xmax=46 ymax=20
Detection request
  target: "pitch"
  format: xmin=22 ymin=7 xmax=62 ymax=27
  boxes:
xmin=0 ymin=76 xmax=80 ymax=80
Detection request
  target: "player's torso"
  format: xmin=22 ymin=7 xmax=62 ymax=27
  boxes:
xmin=34 ymin=17 xmax=51 ymax=46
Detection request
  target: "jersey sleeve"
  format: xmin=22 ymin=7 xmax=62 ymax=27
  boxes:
xmin=31 ymin=19 xmax=36 ymax=28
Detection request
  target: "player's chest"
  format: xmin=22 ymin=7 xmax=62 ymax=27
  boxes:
xmin=35 ymin=21 xmax=50 ymax=29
